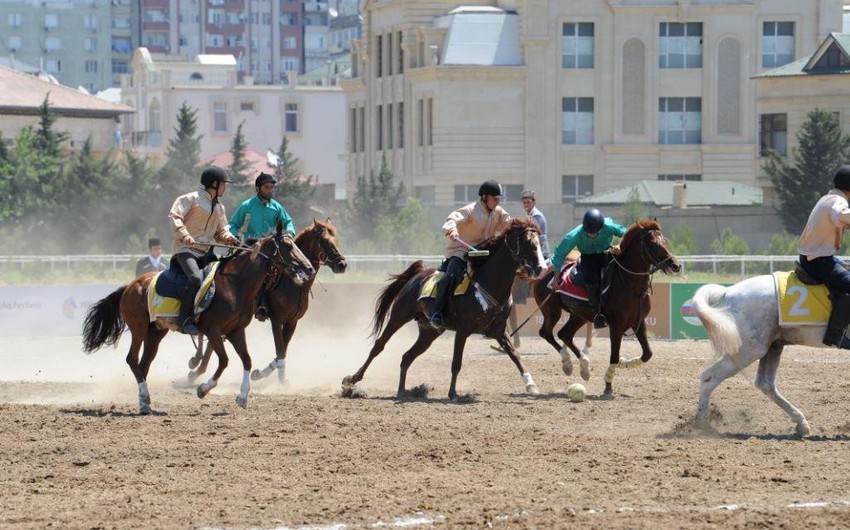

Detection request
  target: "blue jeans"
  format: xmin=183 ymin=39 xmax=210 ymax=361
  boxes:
xmin=799 ymin=255 xmax=850 ymax=293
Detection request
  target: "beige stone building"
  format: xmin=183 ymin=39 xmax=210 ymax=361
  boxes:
xmin=343 ymin=0 xmax=842 ymax=219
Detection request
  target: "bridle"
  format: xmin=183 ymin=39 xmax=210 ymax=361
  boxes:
xmin=610 ymin=229 xmax=676 ymax=276
xmin=311 ymin=226 xmax=345 ymax=269
xmin=504 ymin=227 xmax=540 ymax=273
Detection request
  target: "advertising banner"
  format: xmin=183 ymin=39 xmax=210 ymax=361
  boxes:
xmin=0 ymin=284 xmax=119 ymax=336
xmin=670 ymin=283 xmax=731 ymax=340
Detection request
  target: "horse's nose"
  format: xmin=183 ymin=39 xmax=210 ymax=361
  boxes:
xmin=335 ymin=260 xmax=348 ymax=273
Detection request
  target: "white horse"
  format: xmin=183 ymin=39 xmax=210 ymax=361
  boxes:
xmin=693 ymin=275 xmax=832 ymax=436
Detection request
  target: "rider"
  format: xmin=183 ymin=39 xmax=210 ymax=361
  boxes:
xmin=228 ymin=172 xmax=297 ymax=321
xmin=543 ymin=208 xmax=626 ymax=329
xmin=428 ymin=179 xmax=512 ymax=332
xmin=798 ymin=165 xmax=850 ymax=347
xmin=168 ymin=166 xmax=240 ymax=335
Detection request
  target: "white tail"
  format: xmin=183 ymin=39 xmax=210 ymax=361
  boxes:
xmin=692 ymin=284 xmax=742 ymax=362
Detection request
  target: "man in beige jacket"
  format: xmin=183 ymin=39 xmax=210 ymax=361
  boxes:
xmin=168 ymin=166 xmax=240 ymax=334
xmin=428 ymin=179 xmax=512 ymax=331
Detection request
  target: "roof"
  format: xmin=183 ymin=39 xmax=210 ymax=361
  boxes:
xmin=207 ymin=149 xmax=276 ymax=187
xmin=0 ymin=64 xmax=133 ymax=117
xmin=435 ymin=7 xmax=522 ymax=66
xmin=756 ymin=33 xmax=850 ymax=78
xmin=577 ymin=180 xmax=763 ymax=207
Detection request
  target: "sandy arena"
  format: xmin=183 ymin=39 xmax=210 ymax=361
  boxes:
xmin=3 ymin=286 xmax=850 ymax=529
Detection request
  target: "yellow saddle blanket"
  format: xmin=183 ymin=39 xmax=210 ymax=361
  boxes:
xmin=419 ymin=271 xmax=471 ymax=299
xmin=773 ymin=271 xmax=830 ymax=326
xmin=147 ymin=262 xmax=220 ymax=322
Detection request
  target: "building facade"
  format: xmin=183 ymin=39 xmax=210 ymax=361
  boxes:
xmin=343 ymin=0 xmax=842 ymax=218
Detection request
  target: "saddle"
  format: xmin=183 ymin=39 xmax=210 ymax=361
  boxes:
xmin=148 ymin=261 xmax=220 ymax=327
xmin=792 ymin=262 xmax=850 ymax=348
xmin=419 ymin=271 xmax=472 ymax=299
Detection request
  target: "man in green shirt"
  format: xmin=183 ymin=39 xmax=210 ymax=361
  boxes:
xmin=229 ymin=172 xmax=297 ymax=320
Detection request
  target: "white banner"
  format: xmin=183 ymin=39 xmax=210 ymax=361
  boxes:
xmin=0 ymin=284 xmax=121 ymax=336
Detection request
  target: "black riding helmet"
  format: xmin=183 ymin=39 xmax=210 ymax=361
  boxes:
xmin=478 ymin=179 xmax=503 ymax=198
xmin=200 ymin=166 xmax=233 ymax=189
xmin=834 ymin=165 xmax=850 ymax=191
xmin=255 ymin=172 xmax=276 ymax=188
xmin=582 ymin=208 xmax=605 ymax=234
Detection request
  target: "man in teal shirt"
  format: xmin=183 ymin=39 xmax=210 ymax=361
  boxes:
xmin=544 ymin=208 xmax=626 ymax=328
xmin=229 ymin=172 xmax=297 ymax=320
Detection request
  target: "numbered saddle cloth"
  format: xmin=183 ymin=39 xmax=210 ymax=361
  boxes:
xmin=147 ymin=261 xmax=220 ymax=322
xmin=773 ymin=270 xmax=830 ymax=326
xmin=553 ymin=262 xmax=589 ymax=302
xmin=419 ymin=271 xmax=472 ymax=299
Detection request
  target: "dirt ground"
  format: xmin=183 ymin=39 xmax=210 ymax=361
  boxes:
xmin=3 ymin=305 xmax=850 ymax=529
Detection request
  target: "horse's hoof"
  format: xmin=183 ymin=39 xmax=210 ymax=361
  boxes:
xmin=235 ymin=396 xmax=248 ymax=409
xmin=139 ymin=405 xmax=152 ymax=415
xmin=188 ymin=356 xmax=200 ymax=370
xmin=579 ymin=358 xmax=591 ymax=381
xmin=250 ymin=369 xmax=263 ymax=381
xmin=561 ymin=359 xmax=574 ymax=376
xmin=603 ymin=383 xmax=613 ymax=397
xmin=197 ymin=386 xmax=209 ymax=399
xmin=796 ymin=421 xmax=811 ymax=437
xmin=186 ymin=371 xmax=199 ymax=384
xmin=526 ymin=384 xmax=540 ymax=396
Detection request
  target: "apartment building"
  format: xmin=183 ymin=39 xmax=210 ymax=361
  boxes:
xmin=343 ymin=0 xmax=842 ymax=212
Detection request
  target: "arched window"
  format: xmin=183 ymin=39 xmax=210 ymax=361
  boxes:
xmin=190 ymin=72 xmax=203 ymax=80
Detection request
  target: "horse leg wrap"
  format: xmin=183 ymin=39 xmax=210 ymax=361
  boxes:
xmin=138 ymin=382 xmax=151 ymax=414
xmin=522 ymin=372 xmax=539 ymax=395
xmin=579 ymin=355 xmax=591 ymax=382
xmin=236 ymin=370 xmax=250 ymax=409
xmin=275 ymin=358 xmax=286 ymax=383
xmin=604 ymin=364 xmax=617 ymax=383
xmin=559 ymin=346 xmax=574 ymax=376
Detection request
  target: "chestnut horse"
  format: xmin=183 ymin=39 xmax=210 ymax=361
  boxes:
xmin=82 ymin=223 xmax=315 ymax=414
xmin=186 ymin=218 xmax=348 ymax=383
xmin=342 ymin=218 xmax=548 ymax=401
xmin=533 ymin=220 xmax=680 ymax=396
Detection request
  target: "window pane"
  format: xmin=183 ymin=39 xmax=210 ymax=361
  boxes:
xmin=669 ymin=23 xmax=684 ymax=37
xmin=777 ymin=22 xmax=793 ymax=36
xmin=563 ymin=23 xmax=575 ymax=37
xmin=578 ymin=23 xmax=593 ymax=37
xmin=668 ymin=98 xmax=683 ymax=112
xmin=578 ymin=98 xmax=593 ymax=112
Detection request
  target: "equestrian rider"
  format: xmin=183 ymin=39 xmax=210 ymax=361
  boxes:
xmin=798 ymin=165 xmax=850 ymax=347
xmin=543 ymin=208 xmax=626 ymax=329
xmin=428 ymin=179 xmax=512 ymax=331
xmin=228 ymin=172 xmax=297 ymax=321
xmin=168 ymin=166 xmax=239 ymax=335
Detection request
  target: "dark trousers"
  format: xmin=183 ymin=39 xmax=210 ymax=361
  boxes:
xmin=799 ymin=255 xmax=850 ymax=293
xmin=172 ymin=252 xmax=203 ymax=322
xmin=431 ymin=256 xmax=466 ymax=317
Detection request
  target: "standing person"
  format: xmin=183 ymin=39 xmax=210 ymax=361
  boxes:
xmin=521 ymin=190 xmax=550 ymax=259
xmin=135 ymin=237 xmax=168 ymax=277
xmin=168 ymin=166 xmax=240 ymax=335
xmin=228 ymin=172 xmax=296 ymax=320
xmin=798 ymin=165 xmax=850 ymax=346
xmin=542 ymin=208 xmax=626 ymax=329
xmin=428 ymin=179 xmax=512 ymax=331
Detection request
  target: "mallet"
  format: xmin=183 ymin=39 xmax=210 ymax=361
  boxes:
xmin=454 ymin=236 xmax=489 ymax=257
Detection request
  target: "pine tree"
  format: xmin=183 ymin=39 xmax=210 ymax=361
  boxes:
xmin=35 ymin=95 xmax=68 ymax=157
xmin=228 ymin=120 xmax=252 ymax=191
xmin=764 ymin=108 xmax=850 ymax=232
xmin=161 ymin=102 xmax=203 ymax=197
xmin=271 ymin=135 xmax=315 ymax=228
xmin=345 ymin=154 xmax=405 ymax=242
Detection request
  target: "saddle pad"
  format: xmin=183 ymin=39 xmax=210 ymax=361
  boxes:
xmin=773 ymin=270 xmax=830 ymax=326
xmin=148 ymin=261 xmax=220 ymax=322
xmin=419 ymin=271 xmax=471 ymax=299
xmin=554 ymin=264 xmax=589 ymax=301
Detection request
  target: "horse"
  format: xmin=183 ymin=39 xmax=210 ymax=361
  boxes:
xmin=693 ymin=274 xmax=836 ymax=436
xmin=81 ymin=222 xmax=315 ymax=414
xmin=341 ymin=218 xmax=548 ymax=401
xmin=532 ymin=220 xmax=681 ymax=396
xmin=186 ymin=218 xmax=348 ymax=383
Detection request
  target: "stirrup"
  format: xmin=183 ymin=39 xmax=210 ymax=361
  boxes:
xmin=593 ymin=313 xmax=608 ymax=329
xmin=428 ymin=312 xmax=445 ymax=332
xmin=179 ymin=318 xmax=200 ymax=335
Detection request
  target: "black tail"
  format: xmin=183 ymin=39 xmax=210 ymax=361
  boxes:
xmin=82 ymin=286 xmax=127 ymax=353
xmin=372 ymin=260 xmax=427 ymax=338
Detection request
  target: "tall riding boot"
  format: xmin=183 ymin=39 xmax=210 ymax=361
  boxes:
xmin=428 ymin=276 xmax=453 ymax=332
xmin=178 ymin=282 xmax=201 ymax=335
xmin=823 ymin=292 xmax=850 ymax=347
xmin=587 ymin=283 xmax=607 ymax=329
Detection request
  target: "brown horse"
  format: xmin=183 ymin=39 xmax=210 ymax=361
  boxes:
xmin=533 ymin=220 xmax=680 ymax=396
xmin=81 ymin=222 xmax=315 ymax=414
xmin=341 ymin=218 xmax=548 ymax=401
xmin=186 ymin=218 xmax=348 ymax=383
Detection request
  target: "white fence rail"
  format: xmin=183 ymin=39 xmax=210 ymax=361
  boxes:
xmin=0 ymin=254 xmax=806 ymax=277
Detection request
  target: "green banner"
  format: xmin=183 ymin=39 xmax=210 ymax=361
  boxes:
xmin=670 ymin=283 xmax=731 ymax=340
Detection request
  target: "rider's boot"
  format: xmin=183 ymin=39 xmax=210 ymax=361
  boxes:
xmin=823 ymin=292 xmax=850 ymax=347
xmin=178 ymin=282 xmax=201 ymax=335
xmin=587 ymin=283 xmax=608 ymax=329
xmin=254 ymin=291 xmax=269 ymax=322
xmin=428 ymin=275 xmax=452 ymax=332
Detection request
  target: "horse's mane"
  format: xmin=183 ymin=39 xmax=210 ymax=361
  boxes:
xmin=619 ymin=219 xmax=662 ymax=250
xmin=476 ymin=217 xmax=539 ymax=253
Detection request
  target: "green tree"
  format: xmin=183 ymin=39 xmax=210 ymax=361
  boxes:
xmin=345 ymin=154 xmax=405 ymax=242
xmin=271 ymin=135 xmax=316 ymax=228
xmin=711 ymin=227 xmax=749 ymax=254
xmin=373 ymin=198 xmax=442 ymax=254
xmin=35 ymin=95 xmax=68 ymax=158
xmin=764 ymin=107 xmax=850 ymax=233
xmin=621 ymin=187 xmax=649 ymax=225
xmin=161 ymin=102 xmax=202 ymax=197
xmin=668 ymin=223 xmax=699 ymax=255
xmin=228 ymin=120 xmax=252 ymax=190
xmin=761 ymin=231 xmax=798 ymax=255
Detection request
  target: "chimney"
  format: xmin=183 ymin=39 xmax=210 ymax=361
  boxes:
xmin=672 ymin=181 xmax=687 ymax=208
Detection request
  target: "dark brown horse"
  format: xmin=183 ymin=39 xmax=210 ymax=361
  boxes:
xmin=186 ymin=218 xmax=348 ymax=383
xmin=81 ymin=222 xmax=315 ymax=414
xmin=534 ymin=220 xmax=680 ymax=396
xmin=341 ymin=218 xmax=548 ymax=401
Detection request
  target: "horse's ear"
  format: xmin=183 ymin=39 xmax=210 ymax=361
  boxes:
xmin=326 ymin=216 xmax=332 ymax=224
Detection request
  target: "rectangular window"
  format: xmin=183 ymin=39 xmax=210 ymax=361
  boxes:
xmin=350 ymin=107 xmax=357 ymax=153
xmin=387 ymin=33 xmax=393 ymax=76
xmin=658 ymin=97 xmax=702 ymax=144
xmin=561 ymin=175 xmax=594 ymax=203
xmin=561 ymin=97 xmax=594 ymax=145
xmin=427 ymin=98 xmax=433 ymax=146
xmin=45 ymin=59 xmax=61 ymax=73
xmin=358 ymin=106 xmax=365 ymax=152
xmin=8 ymin=13 xmax=22 ymax=27
xmin=85 ymin=14 xmax=97 ymax=30
xmin=387 ymin=103 xmax=394 ymax=150
xmin=84 ymin=37 xmax=97 ymax=52
xmin=85 ymin=60 xmax=97 ymax=73
xmin=44 ymin=13 xmax=58 ymax=29
xmin=213 ymin=102 xmax=227 ymax=132
xmin=45 ymin=37 xmax=62 ymax=52
xmin=8 ymin=36 xmax=21 ymax=51
xmin=112 ymin=61 xmax=129 ymax=74
xmin=376 ymin=34 xmax=383 ymax=77
xmin=759 ymin=113 xmax=787 ymax=156
xmin=376 ymin=105 xmax=383 ymax=149
xmin=240 ymin=101 xmax=254 ymax=112
xmin=454 ymin=185 xmax=479 ymax=204
xmin=503 ymin=185 xmax=523 ymax=203
xmin=658 ymin=174 xmax=702 ymax=181
xmin=659 ymin=22 xmax=702 ymax=68
xmin=283 ymin=36 xmax=297 ymax=49
xmin=562 ymin=22 xmax=594 ymax=68
xmin=417 ymin=99 xmax=424 ymax=147
xmin=763 ymin=22 xmax=794 ymax=68
xmin=398 ymin=102 xmax=404 ymax=149
xmin=398 ymin=30 xmax=404 ymax=74
xmin=285 ymin=103 xmax=298 ymax=133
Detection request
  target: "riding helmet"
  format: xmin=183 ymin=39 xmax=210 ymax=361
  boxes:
xmin=478 ymin=179 xmax=503 ymax=198
xmin=255 ymin=172 xmax=277 ymax=187
xmin=582 ymin=208 xmax=605 ymax=234
xmin=834 ymin=165 xmax=850 ymax=191
xmin=200 ymin=166 xmax=233 ymax=188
